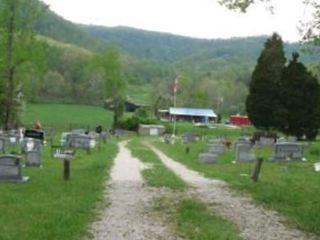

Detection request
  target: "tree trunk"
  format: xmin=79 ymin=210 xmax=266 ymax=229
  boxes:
xmin=4 ymin=2 xmax=16 ymax=130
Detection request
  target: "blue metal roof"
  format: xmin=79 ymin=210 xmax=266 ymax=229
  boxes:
xmin=169 ymin=108 xmax=217 ymax=118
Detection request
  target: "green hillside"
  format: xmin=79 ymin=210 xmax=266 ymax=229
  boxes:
xmin=29 ymin=2 xmax=320 ymax=115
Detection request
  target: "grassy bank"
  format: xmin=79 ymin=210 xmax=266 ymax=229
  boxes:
xmin=156 ymin=137 xmax=320 ymax=236
xmin=0 ymin=141 xmax=117 ymax=240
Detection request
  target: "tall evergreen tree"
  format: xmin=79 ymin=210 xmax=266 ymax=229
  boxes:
xmin=280 ymin=52 xmax=320 ymax=140
xmin=246 ymin=33 xmax=286 ymax=130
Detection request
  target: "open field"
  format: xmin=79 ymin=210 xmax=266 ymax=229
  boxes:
xmin=156 ymin=132 xmax=320 ymax=236
xmin=22 ymin=103 xmax=113 ymax=130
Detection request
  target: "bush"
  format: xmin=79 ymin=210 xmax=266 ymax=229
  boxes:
xmin=118 ymin=115 xmax=157 ymax=131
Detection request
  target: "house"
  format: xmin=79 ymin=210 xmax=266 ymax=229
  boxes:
xmin=160 ymin=107 xmax=217 ymax=124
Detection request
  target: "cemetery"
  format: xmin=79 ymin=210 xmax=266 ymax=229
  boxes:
xmin=2 ymin=0 xmax=320 ymax=239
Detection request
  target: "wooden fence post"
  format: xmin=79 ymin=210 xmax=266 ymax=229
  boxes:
xmin=251 ymin=157 xmax=264 ymax=182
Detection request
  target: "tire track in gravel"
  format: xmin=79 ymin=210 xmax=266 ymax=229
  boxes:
xmin=148 ymin=144 xmax=319 ymax=240
xmin=90 ymin=141 xmax=182 ymax=240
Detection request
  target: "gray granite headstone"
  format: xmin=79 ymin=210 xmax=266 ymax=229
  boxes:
xmin=199 ymin=153 xmax=218 ymax=164
xmin=0 ymin=137 xmax=6 ymax=153
xmin=22 ymin=138 xmax=42 ymax=167
xmin=208 ymin=144 xmax=224 ymax=155
xmin=236 ymin=144 xmax=255 ymax=162
xmin=0 ymin=155 xmax=28 ymax=182
xmin=272 ymin=142 xmax=303 ymax=161
xmin=67 ymin=134 xmax=95 ymax=149
xmin=26 ymin=151 xmax=41 ymax=167
xmin=182 ymin=133 xmax=201 ymax=144
xmin=258 ymin=137 xmax=275 ymax=147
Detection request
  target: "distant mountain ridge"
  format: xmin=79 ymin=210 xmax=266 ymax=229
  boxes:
xmin=34 ymin=4 xmax=319 ymax=65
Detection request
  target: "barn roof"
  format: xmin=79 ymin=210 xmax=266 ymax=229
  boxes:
xmin=169 ymin=107 xmax=217 ymax=118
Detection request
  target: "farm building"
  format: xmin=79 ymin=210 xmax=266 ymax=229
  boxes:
xmin=229 ymin=115 xmax=251 ymax=126
xmin=160 ymin=107 xmax=217 ymax=124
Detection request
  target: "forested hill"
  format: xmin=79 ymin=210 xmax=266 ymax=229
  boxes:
xmin=34 ymin=4 xmax=318 ymax=65
xmin=31 ymin=2 xmax=320 ymax=114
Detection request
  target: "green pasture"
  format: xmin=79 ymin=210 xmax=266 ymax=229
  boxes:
xmin=22 ymin=103 xmax=113 ymax=130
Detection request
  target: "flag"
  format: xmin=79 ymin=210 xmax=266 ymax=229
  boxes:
xmin=173 ymin=77 xmax=179 ymax=93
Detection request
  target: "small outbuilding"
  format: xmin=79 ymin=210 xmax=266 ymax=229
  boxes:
xmin=229 ymin=115 xmax=251 ymax=126
xmin=138 ymin=124 xmax=166 ymax=136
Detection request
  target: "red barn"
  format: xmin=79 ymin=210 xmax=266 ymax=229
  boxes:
xmin=229 ymin=115 xmax=251 ymax=126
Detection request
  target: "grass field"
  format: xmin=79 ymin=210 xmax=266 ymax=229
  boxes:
xmin=0 ymin=141 xmax=118 ymax=240
xmin=22 ymin=103 xmax=113 ymax=130
xmin=156 ymin=133 xmax=320 ymax=236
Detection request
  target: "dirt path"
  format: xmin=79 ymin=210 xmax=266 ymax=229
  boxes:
xmin=90 ymin=141 xmax=181 ymax=240
xmin=149 ymin=144 xmax=318 ymax=240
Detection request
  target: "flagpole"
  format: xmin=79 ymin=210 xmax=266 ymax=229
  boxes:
xmin=173 ymin=89 xmax=177 ymax=137
xmin=172 ymin=76 xmax=178 ymax=137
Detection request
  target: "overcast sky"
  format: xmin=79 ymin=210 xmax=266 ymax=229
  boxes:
xmin=40 ymin=0 xmax=312 ymax=42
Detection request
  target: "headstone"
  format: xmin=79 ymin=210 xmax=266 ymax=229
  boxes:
xmin=257 ymin=137 xmax=275 ymax=147
xmin=0 ymin=155 xmax=28 ymax=182
xmin=99 ymin=131 xmax=108 ymax=143
xmin=199 ymin=153 xmax=218 ymax=164
xmin=234 ymin=137 xmax=251 ymax=149
xmin=272 ymin=142 xmax=303 ymax=161
xmin=163 ymin=134 xmax=172 ymax=144
xmin=22 ymin=138 xmax=42 ymax=167
xmin=182 ymin=133 xmax=201 ymax=144
xmin=208 ymin=144 xmax=224 ymax=155
xmin=26 ymin=151 xmax=41 ymax=167
xmin=0 ymin=137 xmax=7 ymax=153
xmin=236 ymin=143 xmax=255 ymax=162
xmin=72 ymin=129 xmax=86 ymax=135
xmin=24 ymin=130 xmax=44 ymax=142
xmin=67 ymin=133 xmax=95 ymax=150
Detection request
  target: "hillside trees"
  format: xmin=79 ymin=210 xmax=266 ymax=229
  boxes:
xmin=246 ymin=33 xmax=286 ymax=130
xmin=0 ymin=0 xmax=45 ymax=129
xmin=93 ymin=47 xmax=126 ymax=128
xmin=280 ymin=52 xmax=320 ymax=140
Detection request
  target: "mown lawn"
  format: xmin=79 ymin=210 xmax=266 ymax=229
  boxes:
xmin=156 ymin=133 xmax=320 ymax=236
xmin=22 ymin=103 xmax=113 ymax=130
xmin=0 ymin=141 xmax=118 ymax=240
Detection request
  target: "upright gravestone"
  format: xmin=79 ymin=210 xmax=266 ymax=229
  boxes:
xmin=287 ymin=136 xmax=297 ymax=143
xmin=23 ymin=138 xmax=42 ymax=167
xmin=236 ymin=143 xmax=255 ymax=162
xmin=182 ymin=133 xmax=201 ymax=144
xmin=67 ymin=133 xmax=95 ymax=151
xmin=208 ymin=144 xmax=224 ymax=155
xmin=257 ymin=137 xmax=275 ymax=147
xmin=0 ymin=137 xmax=7 ymax=154
xmin=0 ymin=155 xmax=28 ymax=182
xmin=272 ymin=142 xmax=303 ymax=161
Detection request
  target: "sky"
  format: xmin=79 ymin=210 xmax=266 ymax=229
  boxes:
xmin=40 ymin=0 xmax=312 ymax=42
